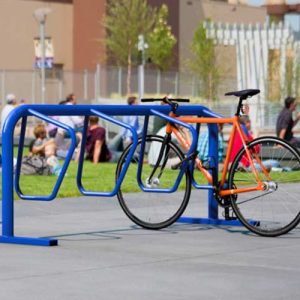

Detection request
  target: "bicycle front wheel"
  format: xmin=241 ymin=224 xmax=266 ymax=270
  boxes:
xmin=116 ymin=135 xmax=191 ymax=229
xmin=229 ymin=137 xmax=300 ymax=237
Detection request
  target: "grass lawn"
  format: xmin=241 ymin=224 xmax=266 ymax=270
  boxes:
xmin=15 ymin=161 xmax=120 ymax=199
xmin=2 ymin=160 xmax=205 ymax=199
xmin=1 ymin=154 xmax=300 ymax=200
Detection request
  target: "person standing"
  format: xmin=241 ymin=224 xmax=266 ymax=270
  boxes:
xmin=1 ymin=93 xmax=17 ymax=132
xmin=58 ymin=93 xmax=83 ymax=132
xmin=276 ymin=96 xmax=300 ymax=148
xmin=65 ymin=93 xmax=77 ymax=105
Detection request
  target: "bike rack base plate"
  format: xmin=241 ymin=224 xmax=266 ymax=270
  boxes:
xmin=177 ymin=217 xmax=243 ymax=226
xmin=0 ymin=235 xmax=58 ymax=246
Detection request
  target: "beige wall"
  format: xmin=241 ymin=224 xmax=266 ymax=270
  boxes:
xmin=201 ymin=1 xmax=266 ymax=23
xmin=179 ymin=0 xmax=204 ymax=70
xmin=0 ymin=0 xmax=73 ymax=70
xmin=179 ymin=0 xmax=267 ymax=71
xmin=228 ymin=0 xmax=249 ymax=4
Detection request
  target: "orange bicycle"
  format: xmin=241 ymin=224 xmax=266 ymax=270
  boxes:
xmin=116 ymin=89 xmax=300 ymax=237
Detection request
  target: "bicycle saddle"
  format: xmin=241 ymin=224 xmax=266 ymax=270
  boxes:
xmin=225 ymin=89 xmax=260 ymax=98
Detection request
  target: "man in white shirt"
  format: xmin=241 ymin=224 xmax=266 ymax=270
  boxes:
xmin=57 ymin=93 xmax=83 ymax=132
xmin=1 ymin=93 xmax=17 ymax=133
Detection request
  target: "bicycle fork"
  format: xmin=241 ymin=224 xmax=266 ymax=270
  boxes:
xmin=146 ymin=133 xmax=172 ymax=187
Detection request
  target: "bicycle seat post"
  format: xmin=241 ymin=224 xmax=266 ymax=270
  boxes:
xmin=224 ymin=89 xmax=260 ymax=117
xmin=235 ymin=95 xmax=247 ymax=116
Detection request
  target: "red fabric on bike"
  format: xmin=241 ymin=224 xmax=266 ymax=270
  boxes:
xmin=229 ymin=125 xmax=258 ymax=168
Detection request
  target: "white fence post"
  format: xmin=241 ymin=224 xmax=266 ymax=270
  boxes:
xmin=58 ymin=78 xmax=63 ymax=101
xmin=94 ymin=64 xmax=100 ymax=101
xmin=31 ymin=71 xmax=36 ymax=104
xmin=156 ymin=69 xmax=161 ymax=95
xmin=292 ymin=42 xmax=300 ymax=96
xmin=192 ymin=75 xmax=196 ymax=97
xmin=174 ymin=72 xmax=179 ymax=96
xmin=118 ymin=66 xmax=122 ymax=96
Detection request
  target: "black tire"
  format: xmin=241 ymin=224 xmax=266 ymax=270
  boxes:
xmin=228 ymin=136 xmax=300 ymax=237
xmin=116 ymin=135 xmax=191 ymax=229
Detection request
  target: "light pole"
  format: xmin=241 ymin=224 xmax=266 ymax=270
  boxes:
xmin=34 ymin=7 xmax=51 ymax=104
xmin=137 ymin=34 xmax=148 ymax=100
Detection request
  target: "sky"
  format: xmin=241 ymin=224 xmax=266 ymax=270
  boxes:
xmin=248 ymin=0 xmax=300 ymax=6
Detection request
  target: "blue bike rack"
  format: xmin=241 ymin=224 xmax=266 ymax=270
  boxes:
xmin=0 ymin=103 xmax=239 ymax=246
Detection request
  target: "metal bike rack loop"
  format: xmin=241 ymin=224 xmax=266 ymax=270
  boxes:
xmin=0 ymin=104 xmax=230 ymax=246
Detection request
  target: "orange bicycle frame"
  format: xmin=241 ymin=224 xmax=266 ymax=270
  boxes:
xmin=167 ymin=114 xmax=270 ymax=196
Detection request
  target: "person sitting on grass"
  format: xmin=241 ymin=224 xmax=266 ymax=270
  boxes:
xmin=85 ymin=116 xmax=122 ymax=165
xmin=85 ymin=116 xmax=112 ymax=164
xmin=31 ymin=123 xmax=62 ymax=175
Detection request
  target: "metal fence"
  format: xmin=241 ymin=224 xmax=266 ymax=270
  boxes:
xmin=0 ymin=65 xmax=287 ymax=130
xmin=0 ymin=65 xmax=236 ymax=104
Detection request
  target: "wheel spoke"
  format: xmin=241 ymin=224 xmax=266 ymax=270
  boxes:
xmin=229 ymin=137 xmax=300 ymax=236
xmin=116 ymin=135 xmax=191 ymax=229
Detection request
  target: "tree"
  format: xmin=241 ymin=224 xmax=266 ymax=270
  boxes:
xmin=103 ymin=0 xmax=156 ymax=95
xmin=187 ymin=22 xmax=221 ymax=103
xmin=147 ymin=5 xmax=176 ymax=71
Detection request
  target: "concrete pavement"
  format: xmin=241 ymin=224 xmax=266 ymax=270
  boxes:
xmin=0 ymin=190 xmax=299 ymax=300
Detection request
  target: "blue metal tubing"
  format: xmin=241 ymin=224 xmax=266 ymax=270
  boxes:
xmin=2 ymin=117 xmax=18 ymax=237
xmin=0 ymin=236 xmax=58 ymax=246
xmin=0 ymin=103 xmax=219 ymax=245
xmin=76 ymin=115 xmax=89 ymax=193
xmin=14 ymin=116 xmax=28 ymax=178
xmin=179 ymin=121 xmax=219 ymax=220
xmin=207 ymin=123 xmax=219 ymax=219
xmin=76 ymin=109 xmax=138 ymax=197
xmin=147 ymin=111 xmax=220 ymax=220
xmin=136 ymin=113 xmax=150 ymax=176
xmin=14 ymin=109 xmax=77 ymax=201
xmin=0 ymin=103 xmax=216 ymax=118
xmin=134 ymin=109 xmax=198 ymax=193
xmin=177 ymin=217 xmax=242 ymax=226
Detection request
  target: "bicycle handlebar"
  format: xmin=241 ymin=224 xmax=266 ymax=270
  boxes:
xmin=141 ymin=97 xmax=189 ymax=113
xmin=141 ymin=98 xmax=190 ymax=103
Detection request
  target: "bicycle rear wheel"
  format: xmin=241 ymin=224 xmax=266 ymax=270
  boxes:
xmin=229 ymin=136 xmax=300 ymax=236
xmin=116 ymin=135 xmax=191 ymax=229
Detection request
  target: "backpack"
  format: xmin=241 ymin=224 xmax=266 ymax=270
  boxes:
xmin=20 ymin=155 xmax=52 ymax=175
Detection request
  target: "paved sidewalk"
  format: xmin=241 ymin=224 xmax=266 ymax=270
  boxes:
xmin=0 ymin=190 xmax=299 ymax=300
